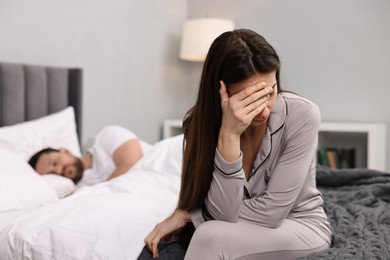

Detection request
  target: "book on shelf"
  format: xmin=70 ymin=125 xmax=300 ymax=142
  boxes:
xmin=325 ymin=149 xmax=338 ymax=169
xmin=317 ymin=147 xmax=356 ymax=169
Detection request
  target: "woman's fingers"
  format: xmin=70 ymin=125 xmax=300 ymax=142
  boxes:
xmin=220 ymin=81 xmax=274 ymax=135
xmin=144 ymin=227 xmax=162 ymax=258
xmin=233 ymin=82 xmax=267 ymax=102
xmin=151 ymin=236 xmax=160 ymax=258
xmin=145 ymin=236 xmax=159 ymax=258
xmin=242 ymin=94 xmax=270 ymax=115
xmin=246 ymin=100 xmax=269 ymax=119
xmin=229 ymin=91 xmax=270 ymax=122
xmin=219 ymin=81 xmax=229 ymax=103
xmin=239 ymin=86 xmax=272 ymax=109
xmin=143 ymin=210 xmax=190 ymax=258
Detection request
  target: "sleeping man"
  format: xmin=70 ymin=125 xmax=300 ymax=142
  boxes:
xmin=28 ymin=125 xmax=151 ymax=186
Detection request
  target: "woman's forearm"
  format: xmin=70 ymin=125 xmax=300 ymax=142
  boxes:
xmin=217 ymin=131 xmax=241 ymax=162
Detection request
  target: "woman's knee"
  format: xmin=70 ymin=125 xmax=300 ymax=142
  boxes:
xmin=185 ymin=221 xmax=230 ymax=259
xmin=191 ymin=221 xmax=223 ymax=246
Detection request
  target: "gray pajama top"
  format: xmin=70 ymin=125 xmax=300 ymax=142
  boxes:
xmin=191 ymin=92 xmax=332 ymax=243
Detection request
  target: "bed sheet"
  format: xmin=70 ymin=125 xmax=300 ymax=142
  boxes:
xmin=0 ymin=134 xmax=184 ymax=260
xmin=0 ymin=210 xmax=27 ymax=233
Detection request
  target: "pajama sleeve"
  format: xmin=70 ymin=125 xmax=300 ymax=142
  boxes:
xmin=205 ymin=150 xmax=246 ymax=222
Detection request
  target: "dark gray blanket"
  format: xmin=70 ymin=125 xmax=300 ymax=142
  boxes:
xmin=301 ymin=167 xmax=390 ymax=260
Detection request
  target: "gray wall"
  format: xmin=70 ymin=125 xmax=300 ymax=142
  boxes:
xmin=0 ymin=0 xmax=389 ymax=170
xmin=0 ymin=0 xmax=190 ymax=147
xmin=188 ymin=0 xmax=390 ymax=171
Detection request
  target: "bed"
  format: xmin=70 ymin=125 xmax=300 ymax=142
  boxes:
xmin=0 ymin=61 xmax=389 ymax=260
xmin=0 ymin=61 xmax=183 ymax=259
xmin=301 ymin=167 xmax=390 ymax=259
xmin=0 ymin=62 xmax=82 ymax=139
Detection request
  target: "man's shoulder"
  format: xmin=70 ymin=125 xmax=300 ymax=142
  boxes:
xmin=97 ymin=125 xmax=136 ymax=137
xmin=98 ymin=125 xmax=124 ymax=134
xmin=94 ymin=125 xmax=137 ymax=146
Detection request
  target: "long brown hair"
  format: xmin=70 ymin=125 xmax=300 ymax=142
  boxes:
xmin=177 ymin=29 xmax=281 ymax=245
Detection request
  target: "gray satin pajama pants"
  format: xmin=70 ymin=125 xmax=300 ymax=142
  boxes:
xmin=184 ymin=219 xmax=330 ymax=260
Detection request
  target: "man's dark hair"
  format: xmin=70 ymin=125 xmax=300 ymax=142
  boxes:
xmin=28 ymin=148 xmax=84 ymax=184
xmin=28 ymin=148 xmax=59 ymax=169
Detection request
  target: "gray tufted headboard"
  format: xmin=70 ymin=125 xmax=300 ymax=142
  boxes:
xmin=0 ymin=62 xmax=82 ymax=140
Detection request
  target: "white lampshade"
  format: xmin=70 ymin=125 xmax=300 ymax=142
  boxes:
xmin=179 ymin=18 xmax=235 ymax=62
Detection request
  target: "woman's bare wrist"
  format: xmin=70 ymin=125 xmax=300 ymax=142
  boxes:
xmin=217 ymin=131 xmax=241 ymax=162
xmin=176 ymin=208 xmax=191 ymax=223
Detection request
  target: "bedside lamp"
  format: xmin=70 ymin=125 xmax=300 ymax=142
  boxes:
xmin=179 ymin=18 xmax=235 ymax=62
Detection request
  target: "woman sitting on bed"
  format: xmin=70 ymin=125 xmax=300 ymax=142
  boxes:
xmin=28 ymin=125 xmax=150 ymax=185
xmin=142 ymin=29 xmax=332 ymax=259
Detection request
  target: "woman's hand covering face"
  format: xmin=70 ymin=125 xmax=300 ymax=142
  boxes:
xmin=219 ymin=80 xmax=274 ymax=136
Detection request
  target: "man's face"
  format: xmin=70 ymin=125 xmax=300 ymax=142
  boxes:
xmin=35 ymin=150 xmax=79 ymax=180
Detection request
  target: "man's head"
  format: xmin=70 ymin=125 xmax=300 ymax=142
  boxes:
xmin=28 ymin=148 xmax=84 ymax=184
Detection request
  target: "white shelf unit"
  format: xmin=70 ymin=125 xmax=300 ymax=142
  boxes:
xmin=163 ymin=120 xmax=387 ymax=171
xmin=318 ymin=123 xmax=387 ymax=171
xmin=163 ymin=119 xmax=183 ymax=139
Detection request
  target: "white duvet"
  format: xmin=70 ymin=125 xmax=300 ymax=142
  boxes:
xmin=0 ymin=135 xmax=184 ymax=260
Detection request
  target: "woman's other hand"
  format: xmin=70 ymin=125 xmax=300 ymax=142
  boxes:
xmin=144 ymin=209 xmax=191 ymax=258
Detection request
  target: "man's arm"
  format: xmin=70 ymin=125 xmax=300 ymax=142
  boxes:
xmin=107 ymin=138 xmax=143 ymax=180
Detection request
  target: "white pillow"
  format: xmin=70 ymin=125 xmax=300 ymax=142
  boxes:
xmin=0 ymin=107 xmax=81 ymax=161
xmin=41 ymin=174 xmax=76 ymax=199
xmin=0 ymin=149 xmax=59 ymax=212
